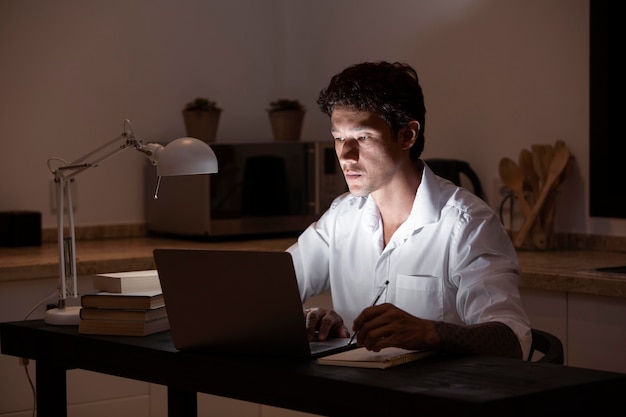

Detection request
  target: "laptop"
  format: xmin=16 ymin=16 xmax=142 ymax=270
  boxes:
xmin=152 ymin=248 xmax=354 ymax=358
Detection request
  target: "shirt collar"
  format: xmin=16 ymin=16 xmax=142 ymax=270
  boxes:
xmin=409 ymin=160 xmax=443 ymax=228
xmin=358 ymin=161 xmax=443 ymax=241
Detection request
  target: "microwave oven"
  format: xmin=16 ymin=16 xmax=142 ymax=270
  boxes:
xmin=145 ymin=141 xmax=347 ymax=239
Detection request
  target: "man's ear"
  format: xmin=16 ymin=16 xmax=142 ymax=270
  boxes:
xmin=400 ymin=121 xmax=420 ymax=150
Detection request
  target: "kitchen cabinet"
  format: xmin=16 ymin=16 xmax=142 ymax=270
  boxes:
xmin=568 ymin=293 xmax=626 ymax=372
xmin=521 ymin=288 xmax=626 ymax=373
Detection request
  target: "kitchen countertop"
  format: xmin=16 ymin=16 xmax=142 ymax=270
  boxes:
xmin=1 ymin=236 xmax=625 ymax=298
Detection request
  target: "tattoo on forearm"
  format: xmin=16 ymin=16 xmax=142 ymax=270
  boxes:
xmin=434 ymin=321 xmax=523 ymax=359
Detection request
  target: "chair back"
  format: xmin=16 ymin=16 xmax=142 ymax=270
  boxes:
xmin=425 ymin=159 xmax=484 ymax=199
xmin=528 ymin=328 xmax=564 ymax=364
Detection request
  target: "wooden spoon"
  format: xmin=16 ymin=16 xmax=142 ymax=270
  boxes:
xmin=531 ymin=144 xmax=553 ymax=190
xmin=499 ymin=157 xmax=533 ymax=217
xmin=514 ymin=145 xmax=571 ymax=248
xmin=542 ymin=141 xmax=572 ymax=241
xmin=519 ymin=149 xmax=540 ymax=201
xmin=499 ymin=158 xmax=547 ymax=249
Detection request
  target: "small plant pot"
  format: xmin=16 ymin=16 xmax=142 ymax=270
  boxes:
xmin=183 ymin=110 xmax=221 ymax=143
xmin=268 ymin=110 xmax=305 ymax=141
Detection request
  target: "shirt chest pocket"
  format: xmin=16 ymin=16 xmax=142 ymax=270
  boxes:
xmin=394 ymin=274 xmax=444 ymax=321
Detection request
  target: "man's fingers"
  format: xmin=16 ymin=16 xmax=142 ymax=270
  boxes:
xmin=305 ymin=308 xmax=325 ymax=339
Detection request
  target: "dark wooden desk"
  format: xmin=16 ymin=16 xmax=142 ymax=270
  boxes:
xmin=1 ymin=320 xmax=624 ymax=417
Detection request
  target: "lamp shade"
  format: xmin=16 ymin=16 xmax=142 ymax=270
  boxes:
xmin=156 ymin=137 xmax=218 ymax=176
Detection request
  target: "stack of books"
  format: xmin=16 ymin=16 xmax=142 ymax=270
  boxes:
xmin=78 ymin=270 xmax=169 ymax=336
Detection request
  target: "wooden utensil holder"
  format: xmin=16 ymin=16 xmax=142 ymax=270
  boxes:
xmin=502 ymin=141 xmax=573 ymax=251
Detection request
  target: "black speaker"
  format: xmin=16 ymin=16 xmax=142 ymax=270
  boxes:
xmin=0 ymin=211 xmax=42 ymax=247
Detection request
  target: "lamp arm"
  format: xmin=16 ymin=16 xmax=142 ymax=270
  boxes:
xmin=48 ymin=119 xmax=158 ymax=308
xmin=55 ymin=176 xmax=78 ymax=304
xmin=56 ymin=134 xmax=130 ymax=180
xmin=54 ymin=120 xmax=153 ymax=181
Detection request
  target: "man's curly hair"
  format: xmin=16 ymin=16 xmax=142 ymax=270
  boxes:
xmin=317 ymin=61 xmax=426 ymax=160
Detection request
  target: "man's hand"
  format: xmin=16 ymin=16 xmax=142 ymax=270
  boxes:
xmin=304 ymin=307 xmax=350 ymax=341
xmin=351 ymin=303 xmax=439 ymax=352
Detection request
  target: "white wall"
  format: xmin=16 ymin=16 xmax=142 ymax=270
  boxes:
xmin=1 ymin=0 xmax=624 ymax=237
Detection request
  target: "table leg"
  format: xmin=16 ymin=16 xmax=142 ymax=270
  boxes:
xmin=36 ymin=360 xmax=67 ymax=417
xmin=168 ymin=386 xmax=197 ymax=417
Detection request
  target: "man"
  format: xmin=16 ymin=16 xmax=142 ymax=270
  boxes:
xmin=287 ymin=61 xmax=531 ymax=359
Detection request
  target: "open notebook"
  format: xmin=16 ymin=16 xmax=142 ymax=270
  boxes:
xmin=153 ymin=248 xmax=353 ymax=358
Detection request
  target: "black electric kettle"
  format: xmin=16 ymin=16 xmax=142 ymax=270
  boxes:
xmin=425 ymin=158 xmax=484 ymax=199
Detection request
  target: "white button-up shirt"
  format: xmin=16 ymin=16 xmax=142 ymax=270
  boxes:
xmin=287 ymin=162 xmax=532 ymax=359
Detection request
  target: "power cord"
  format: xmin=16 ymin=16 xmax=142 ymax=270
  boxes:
xmin=24 ymin=289 xmax=58 ymax=321
xmin=19 ymin=358 xmax=36 ymax=417
xmin=18 ymin=289 xmax=57 ymax=416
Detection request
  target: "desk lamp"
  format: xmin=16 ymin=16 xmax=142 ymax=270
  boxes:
xmin=44 ymin=119 xmax=218 ymax=325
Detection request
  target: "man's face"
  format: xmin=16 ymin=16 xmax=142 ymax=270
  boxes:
xmin=330 ymin=107 xmax=405 ymax=197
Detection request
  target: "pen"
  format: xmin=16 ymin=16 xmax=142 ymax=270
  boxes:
xmin=348 ymin=280 xmax=389 ymax=345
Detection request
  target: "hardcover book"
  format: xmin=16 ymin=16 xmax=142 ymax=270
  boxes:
xmin=92 ymin=270 xmax=161 ymax=293
xmin=79 ymin=305 xmax=167 ymax=322
xmin=78 ymin=316 xmax=169 ymax=336
xmin=317 ymin=346 xmax=436 ymax=369
xmin=81 ymin=291 xmax=165 ymax=310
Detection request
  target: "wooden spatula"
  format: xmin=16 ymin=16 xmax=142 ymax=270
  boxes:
xmin=514 ymin=145 xmax=571 ymax=248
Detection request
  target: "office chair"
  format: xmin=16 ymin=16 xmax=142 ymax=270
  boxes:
xmin=527 ymin=328 xmax=564 ymax=364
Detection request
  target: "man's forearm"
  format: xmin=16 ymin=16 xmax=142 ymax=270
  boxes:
xmin=434 ymin=321 xmax=523 ymax=359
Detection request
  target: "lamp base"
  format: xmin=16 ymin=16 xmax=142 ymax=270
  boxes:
xmin=44 ymin=306 xmax=81 ymax=325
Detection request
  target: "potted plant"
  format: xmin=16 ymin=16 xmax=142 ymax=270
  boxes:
xmin=267 ymin=99 xmax=306 ymax=141
xmin=182 ymin=97 xmax=222 ymax=143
